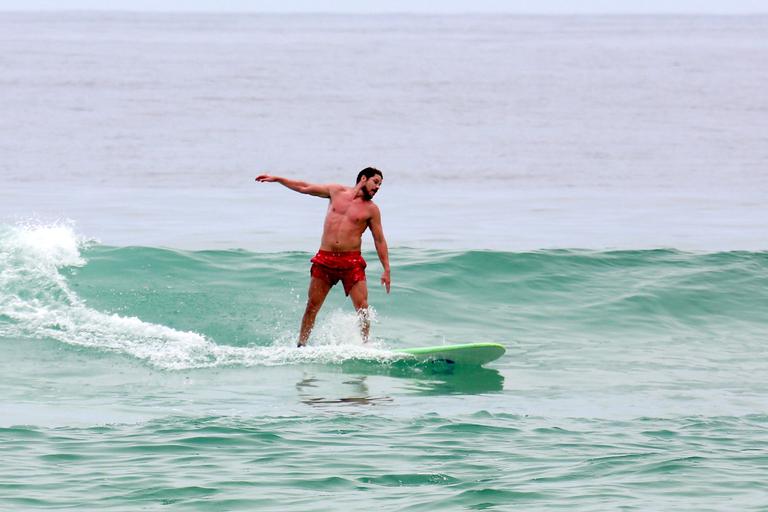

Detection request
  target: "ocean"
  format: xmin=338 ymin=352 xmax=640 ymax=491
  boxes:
xmin=1 ymin=12 xmax=767 ymax=511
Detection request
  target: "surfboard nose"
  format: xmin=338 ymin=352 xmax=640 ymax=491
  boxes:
xmin=395 ymin=343 xmax=505 ymax=366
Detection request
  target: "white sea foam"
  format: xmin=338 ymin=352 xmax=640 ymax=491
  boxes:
xmin=0 ymin=223 xmax=398 ymax=370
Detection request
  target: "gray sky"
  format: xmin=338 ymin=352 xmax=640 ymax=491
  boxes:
xmin=2 ymin=0 xmax=767 ymax=14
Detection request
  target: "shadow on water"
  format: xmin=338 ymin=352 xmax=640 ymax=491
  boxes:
xmin=296 ymin=374 xmax=395 ymax=407
xmin=346 ymin=360 xmax=505 ymax=396
xmin=296 ymin=361 xmax=504 ymax=407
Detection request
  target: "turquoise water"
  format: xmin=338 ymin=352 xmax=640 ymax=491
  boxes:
xmin=2 ymin=224 xmax=767 ymax=510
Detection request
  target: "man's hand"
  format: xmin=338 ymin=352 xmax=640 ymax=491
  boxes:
xmin=381 ymin=270 xmax=391 ymax=294
xmin=255 ymin=174 xmax=279 ymax=183
xmin=255 ymin=175 xmax=330 ymax=197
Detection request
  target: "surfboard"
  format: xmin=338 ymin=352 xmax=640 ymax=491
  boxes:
xmin=394 ymin=343 xmax=505 ymax=366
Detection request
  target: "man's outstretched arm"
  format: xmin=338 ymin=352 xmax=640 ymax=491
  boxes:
xmin=368 ymin=206 xmax=391 ymax=294
xmin=255 ymin=174 xmax=331 ymax=198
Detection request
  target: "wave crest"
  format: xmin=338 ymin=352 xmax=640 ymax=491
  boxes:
xmin=0 ymin=223 xmax=395 ymax=369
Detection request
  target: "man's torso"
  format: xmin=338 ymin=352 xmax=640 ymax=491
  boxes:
xmin=319 ymin=186 xmax=375 ymax=252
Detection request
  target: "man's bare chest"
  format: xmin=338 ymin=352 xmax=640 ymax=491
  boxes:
xmin=329 ymin=199 xmax=370 ymax=225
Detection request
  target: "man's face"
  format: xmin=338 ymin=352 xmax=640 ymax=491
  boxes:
xmin=362 ymin=175 xmax=383 ymax=199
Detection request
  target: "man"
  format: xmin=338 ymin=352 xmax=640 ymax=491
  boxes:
xmin=255 ymin=167 xmax=391 ymax=347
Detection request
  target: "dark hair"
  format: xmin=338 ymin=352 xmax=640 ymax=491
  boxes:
xmin=356 ymin=167 xmax=383 ymax=183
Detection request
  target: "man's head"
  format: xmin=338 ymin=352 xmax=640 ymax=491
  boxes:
xmin=356 ymin=167 xmax=383 ymax=200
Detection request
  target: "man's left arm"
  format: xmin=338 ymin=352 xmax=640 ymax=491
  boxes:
xmin=368 ymin=206 xmax=390 ymax=294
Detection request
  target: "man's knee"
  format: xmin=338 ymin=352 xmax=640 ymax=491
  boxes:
xmin=305 ymin=298 xmax=323 ymax=313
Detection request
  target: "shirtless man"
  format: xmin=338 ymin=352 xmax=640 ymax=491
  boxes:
xmin=255 ymin=167 xmax=390 ymax=346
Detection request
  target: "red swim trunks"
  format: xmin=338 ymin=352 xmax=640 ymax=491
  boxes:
xmin=310 ymin=250 xmax=367 ymax=296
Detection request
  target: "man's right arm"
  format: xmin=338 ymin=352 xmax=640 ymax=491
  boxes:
xmin=255 ymin=174 xmax=331 ymax=198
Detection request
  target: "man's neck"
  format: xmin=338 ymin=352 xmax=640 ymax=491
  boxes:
xmin=353 ymin=183 xmax=368 ymax=201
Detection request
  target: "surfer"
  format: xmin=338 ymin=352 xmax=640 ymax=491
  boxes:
xmin=255 ymin=167 xmax=391 ymax=347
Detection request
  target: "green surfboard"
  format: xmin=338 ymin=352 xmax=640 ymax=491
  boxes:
xmin=394 ymin=343 xmax=505 ymax=366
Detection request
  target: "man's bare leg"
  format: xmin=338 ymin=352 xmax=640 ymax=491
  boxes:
xmin=298 ymin=277 xmax=332 ymax=347
xmin=348 ymin=280 xmax=370 ymax=342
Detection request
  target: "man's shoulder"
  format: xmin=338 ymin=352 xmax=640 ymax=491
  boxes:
xmin=328 ymin=183 xmax=350 ymax=194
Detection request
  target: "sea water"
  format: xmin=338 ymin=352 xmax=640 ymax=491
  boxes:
xmin=1 ymin=12 xmax=767 ymax=511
